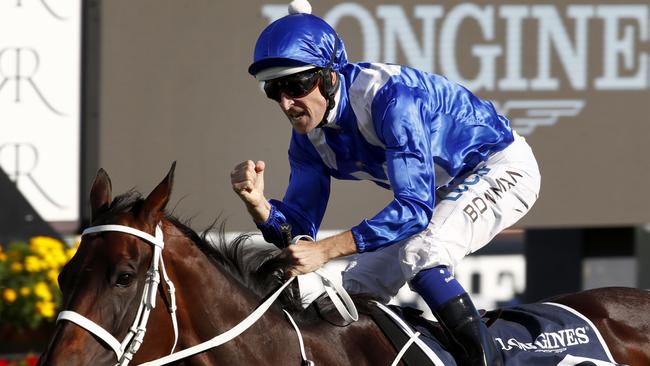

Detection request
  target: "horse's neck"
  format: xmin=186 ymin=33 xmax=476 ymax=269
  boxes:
xmin=158 ymin=225 xmax=401 ymax=364
xmin=163 ymin=226 xmax=285 ymax=338
xmin=158 ymin=226 xmax=314 ymax=364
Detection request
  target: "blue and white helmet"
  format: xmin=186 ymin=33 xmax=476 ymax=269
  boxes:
xmin=248 ymin=0 xmax=348 ymax=81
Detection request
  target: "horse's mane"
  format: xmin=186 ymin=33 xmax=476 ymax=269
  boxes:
xmin=172 ymin=219 xmax=308 ymax=313
xmin=181 ymin=220 xmax=380 ymax=321
xmin=100 ymin=191 xmax=380 ymax=322
xmin=100 ymin=191 xmax=306 ymax=313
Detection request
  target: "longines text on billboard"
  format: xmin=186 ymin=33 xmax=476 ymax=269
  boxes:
xmin=263 ymin=3 xmax=649 ymax=92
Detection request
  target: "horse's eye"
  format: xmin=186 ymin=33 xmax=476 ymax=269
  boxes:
xmin=116 ymin=272 xmax=135 ymax=287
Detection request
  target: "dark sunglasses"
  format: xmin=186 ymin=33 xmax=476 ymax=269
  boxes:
xmin=264 ymin=69 xmax=322 ymax=102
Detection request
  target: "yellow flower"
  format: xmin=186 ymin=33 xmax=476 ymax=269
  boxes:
xmin=19 ymin=287 xmax=31 ymax=296
xmin=47 ymin=269 xmax=59 ymax=284
xmin=24 ymin=255 xmax=43 ymax=272
xmin=3 ymin=288 xmax=18 ymax=303
xmin=30 ymin=236 xmax=64 ymax=258
xmin=34 ymin=281 xmax=53 ymax=301
xmin=31 ymin=236 xmax=64 ymax=250
xmin=43 ymin=254 xmax=56 ymax=269
xmin=53 ymin=251 xmax=67 ymax=266
xmin=10 ymin=262 xmax=23 ymax=272
xmin=2 ymin=238 xmax=67 ymax=328
xmin=36 ymin=301 xmax=56 ymax=318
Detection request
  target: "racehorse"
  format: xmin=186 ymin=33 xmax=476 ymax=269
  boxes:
xmin=38 ymin=164 xmax=650 ymax=365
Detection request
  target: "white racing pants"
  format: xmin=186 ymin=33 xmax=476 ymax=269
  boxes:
xmin=298 ymin=133 xmax=540 ymax=306
xmin=299 ymin=132 xmax=541 ymax=305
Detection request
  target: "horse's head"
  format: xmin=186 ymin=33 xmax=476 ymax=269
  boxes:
xmin=40 ymin=163 xmax=318 ymax=365
xmin=39 ymin=163 xmax=178 ymax=365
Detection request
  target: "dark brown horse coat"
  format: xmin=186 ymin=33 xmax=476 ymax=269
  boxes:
xmin=39 ymin=165 xmax=650 ymax=365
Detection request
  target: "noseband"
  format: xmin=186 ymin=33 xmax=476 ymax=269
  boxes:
xmin=57 ymin=223 xmax=179 ymax=366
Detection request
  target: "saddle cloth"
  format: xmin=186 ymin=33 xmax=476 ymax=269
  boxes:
xmin=372 ymin=301 xmax=624 ymax=366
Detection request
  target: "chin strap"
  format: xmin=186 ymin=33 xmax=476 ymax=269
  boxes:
xmin=316 ymin=74 xmax=339 ymax=129
xmin=316 ymin=35 xmax=340 ymax=129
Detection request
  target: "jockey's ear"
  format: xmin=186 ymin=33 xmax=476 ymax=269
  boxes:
xmin=140 ymin=161 xmax=176 ymax=225
xmin=90 ymin=168 xmax=112 ymax=222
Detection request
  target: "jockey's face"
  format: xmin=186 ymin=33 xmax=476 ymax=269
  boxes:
xmin=278 ymin=85 xmax=325 ymax=134
xmin=274 ymin=71 xmax=336 ymax=134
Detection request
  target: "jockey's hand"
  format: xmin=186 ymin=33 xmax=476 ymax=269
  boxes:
xmin=283 ymin=240 xmax=330 ymax=277
xmin=230 ymin=160 xmax=270 ymax=223
xmin=283 ymin=231 xmax=358 ymax=278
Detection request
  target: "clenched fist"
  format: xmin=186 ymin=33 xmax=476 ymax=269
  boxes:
xmin=230 ymin=160 xmax=271 ymax=223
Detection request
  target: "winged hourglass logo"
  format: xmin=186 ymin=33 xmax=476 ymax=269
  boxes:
xmin=493 ymin=100 xmax=586 ymax=136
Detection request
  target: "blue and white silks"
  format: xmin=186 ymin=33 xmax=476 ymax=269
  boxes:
xmin=257 ymin=62 xmax=514 ymax=252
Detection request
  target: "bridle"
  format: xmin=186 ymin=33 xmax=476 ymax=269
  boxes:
xmin=57 ymin=223 xmax=179 ymax=366
xmin=54 ymin=222 xmax=299 ymax=366
xmin=55 ymin=223 xmax=358 ymax=366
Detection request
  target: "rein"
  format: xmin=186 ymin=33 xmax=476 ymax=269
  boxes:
xmin=139 ymin=277 xmax=297 ymax=366
xmin=56 ymin=223 xmax=360 ymax=366
xmin=55 ymin=223 xmax=300 ymax=366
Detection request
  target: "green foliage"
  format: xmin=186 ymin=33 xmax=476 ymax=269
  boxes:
xmin=0 ymin=237 xmax=77 ymax=330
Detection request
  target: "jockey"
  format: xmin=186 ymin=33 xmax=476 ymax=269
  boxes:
xmin=231 ymin=1 xmax=540 ymax=365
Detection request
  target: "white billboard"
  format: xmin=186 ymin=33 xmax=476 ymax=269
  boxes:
xmin=0 ymin=1 xmax=82 ymax=223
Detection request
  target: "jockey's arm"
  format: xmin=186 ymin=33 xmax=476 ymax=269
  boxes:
xmin=285 ymin=90 xmax=436 ymax=275
xmin=284 ymin=230 xmax=357 ymax=277
xmin=231 ymin=160 xmax=271 ymax=223
xmin=248 ymin=200 xmax=272 ymax=224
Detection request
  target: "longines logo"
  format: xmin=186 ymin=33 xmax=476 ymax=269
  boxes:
xmin=0 ymin=47 xmax=65 ymax=116
xmin=492 ymin=100 xmax=586 ymax=135
xmin=495 ymin=326 xmax=590 ymax=353
xmin=262 ymin=3 xmax=649 ymax=134
xmin=12 ymin=0 xmax=68 ymax=20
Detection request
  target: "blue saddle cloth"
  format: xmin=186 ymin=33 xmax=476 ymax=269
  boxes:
xmin=383 ymin=302 xmax=621 ymax=366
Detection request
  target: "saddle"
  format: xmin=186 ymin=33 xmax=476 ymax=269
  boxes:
xmin=307 ymin=295 xmax=494 ymax=365
xmin=365 ymin=302 xmax=623 ymax=366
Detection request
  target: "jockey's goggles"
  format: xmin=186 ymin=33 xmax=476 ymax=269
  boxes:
xmin=263 ymin=68 xmax=322 ymax=102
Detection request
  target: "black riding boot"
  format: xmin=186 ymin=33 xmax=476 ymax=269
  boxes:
xmin=434 ymin=293 xmax=503 ymax=366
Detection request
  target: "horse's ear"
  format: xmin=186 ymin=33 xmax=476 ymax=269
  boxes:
xmin=90 ymin=168 xmax=112 ymax=222
xmin=140 ymin=162 xmax=176 ymax=224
